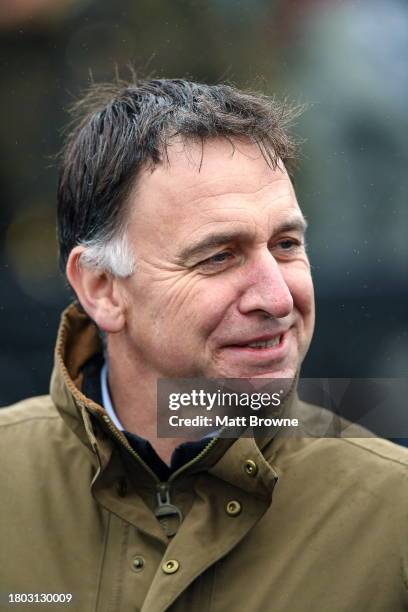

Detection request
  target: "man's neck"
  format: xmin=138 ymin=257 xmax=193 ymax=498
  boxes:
xmin=107 ymin=348 xmax=190 ymax=465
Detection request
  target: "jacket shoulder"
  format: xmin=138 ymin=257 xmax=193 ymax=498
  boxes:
xmin=339 ymin=436 xmax=408 ymax=468
xmin=297 ymin=397 xmax=408 ymax=467
xmin=269 ymin=399 xmax=408 ymax=480
xmin=0 ymin=395 xmax=89 ymax=466
xmin=0 ymin=395 xmax=59 ymax=427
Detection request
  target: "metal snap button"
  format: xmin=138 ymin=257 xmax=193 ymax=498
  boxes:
xmin=132 ymin=556 xmax=145 ymax=572
xmin=162 ymin=559 xmax=180 ymax=574
xmin=225 ymin=500 xmax=242 ymax=516
xmin=244 ymin=459 xmax=258 ymax=477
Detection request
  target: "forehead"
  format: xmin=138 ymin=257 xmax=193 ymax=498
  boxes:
xmin=127 ymin=138 xmax=302 ymax=245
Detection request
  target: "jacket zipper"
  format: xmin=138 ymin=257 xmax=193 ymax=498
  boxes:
xmin=155 ymin=482 xmax=184 ymax=537
xmin=100 ymin=414 xmax=219 ymax=534
xmin=101 ymin=414 xmax=219 ymax=482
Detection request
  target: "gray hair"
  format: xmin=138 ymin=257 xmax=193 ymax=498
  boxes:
xmin=79 ymin=229 xmax=135 ymax=278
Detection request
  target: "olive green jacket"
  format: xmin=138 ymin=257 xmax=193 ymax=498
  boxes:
xmin=1 ymin=304 xmax=408 ymax=612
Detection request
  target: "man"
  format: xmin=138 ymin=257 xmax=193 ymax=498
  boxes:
xmin=1 ymin=79 xmax=407 ymax=612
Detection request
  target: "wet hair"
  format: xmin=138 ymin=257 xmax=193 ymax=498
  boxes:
xmin=57 ymin=78 xmax=302 ymax=277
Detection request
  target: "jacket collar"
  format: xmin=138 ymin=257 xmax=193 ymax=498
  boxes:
xmin=50 ymin=304 xmax=107 ymax=450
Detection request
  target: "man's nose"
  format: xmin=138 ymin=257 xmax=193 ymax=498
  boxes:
xmin=237 ymin=250 xmax=294 ymax=319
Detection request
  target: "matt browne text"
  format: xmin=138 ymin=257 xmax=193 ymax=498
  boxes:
xmin=168 ymin=415 xmax=299 ymax=427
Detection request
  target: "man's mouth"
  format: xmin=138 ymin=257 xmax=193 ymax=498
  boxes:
xmin=226 ymin=332 xmax=286 ymax=350
xmin=245 ymin=336 xmax=282 ymax=349
xmin=217 ymin=330 xmax=293 ymax=375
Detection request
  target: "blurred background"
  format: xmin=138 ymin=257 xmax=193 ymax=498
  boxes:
xmin=0 ymin=0 xmax=406 ymax=407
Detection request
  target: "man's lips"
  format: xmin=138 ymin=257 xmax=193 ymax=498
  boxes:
xmin=218 ymin=331 xmax=289 ymax=367
xmin=223 ymin=330 xmax=288 ymax=349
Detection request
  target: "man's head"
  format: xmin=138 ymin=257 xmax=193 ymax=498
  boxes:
xmin=59 ymin=78 xmax=314 ymax=380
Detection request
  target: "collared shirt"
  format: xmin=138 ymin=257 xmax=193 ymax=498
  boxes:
xmin=100 ymin=361 xmax=124 ymax=431
xmin=81 ymin=354 xmax=210 ymax=480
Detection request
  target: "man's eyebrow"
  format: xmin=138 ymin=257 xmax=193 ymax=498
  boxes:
xmin=177 ymin=231 xmax=247 ymax=262
xmin=275 ymin=216 xmax=308 ymax=236
xmin=177 ymin=215 xmax=308 ymax=263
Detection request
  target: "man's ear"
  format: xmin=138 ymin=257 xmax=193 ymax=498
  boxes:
xmin=66 ymin=246 xmax=125 ymax=333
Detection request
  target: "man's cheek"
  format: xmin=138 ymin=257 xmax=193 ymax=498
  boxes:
xmin=303 ymin=277 xmax=315 ymax=315
xmin=284 ymin=269 xmax=314 ymax=310
xmin=158 ymin=274 xmax=206 ymax=316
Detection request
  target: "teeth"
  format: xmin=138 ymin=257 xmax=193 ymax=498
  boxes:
xmin=247 ymin=336 xmax=281 ymax=349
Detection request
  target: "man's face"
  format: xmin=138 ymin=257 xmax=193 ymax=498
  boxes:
xmin=117 ymin=138 xmax=315 ymax=380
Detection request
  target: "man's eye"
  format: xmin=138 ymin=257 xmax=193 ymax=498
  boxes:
xmin=279 ymin=239 xmax=298 ymax=249
xmin=274 ymin=239 xmax=302 ymax=252
xmin=199 ymin=251 xmax=233 ymax=267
